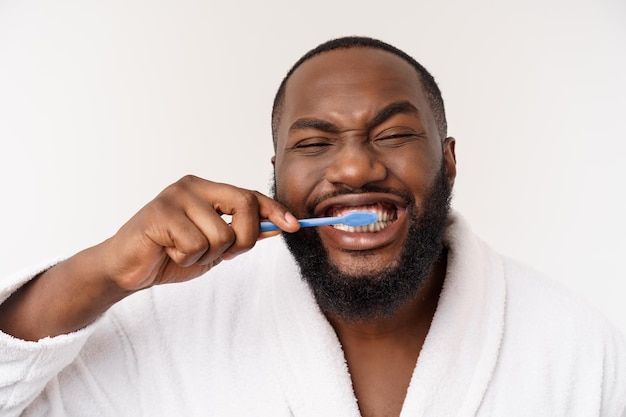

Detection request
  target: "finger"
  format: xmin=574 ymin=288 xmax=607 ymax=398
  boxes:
xmin=251 ymin=191 xmax=300 ymax=233
xmin=219 ymin=189 xmax=263 ymax=257
xmin=161 ymin=177 xmax=251 ymax=264
xmin=147 ymin=212 xmax=213 ymax=267
xmin=163 ymin=179 xmax=299 ymax=262
xmin=224 ymin=191 xmax=300 ymax=258
xmin=185 ymin=203 xmax=238 ymax=265
xmin=218 ymin=229 xmax=282 ymax=262
xmin=224 ymin=190 xmax=301 ymax=258
xmin=179 ymin=184 xmax=277 ymax=263
xmin=144 ymin=187 xmax=236 ymax=267
xmin=257 ymin=229 xmax=282 ymax=241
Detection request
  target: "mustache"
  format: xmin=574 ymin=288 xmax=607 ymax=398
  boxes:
xmin=304 ymin=185 xmax=416 ymax=217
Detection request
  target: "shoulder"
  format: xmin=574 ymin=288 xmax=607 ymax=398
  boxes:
xmin=452 ymin=220 xmax=626 ymax=413
xmin=445 ymin=212 xmax=622 ymax=344
xmin=501 ymin=256 xmax=621 ymax=342
xmin=493 ymin=258 xmax=626 ymax=412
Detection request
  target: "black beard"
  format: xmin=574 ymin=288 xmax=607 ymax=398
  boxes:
xmin=273 ymin=160 xmax=452 ymax=322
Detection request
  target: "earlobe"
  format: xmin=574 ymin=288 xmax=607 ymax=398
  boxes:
xmin=443 ymin=137 xmax=457 ymax=186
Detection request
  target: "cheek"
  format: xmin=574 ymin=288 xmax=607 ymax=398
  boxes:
xmin=383 ymin=151 xmax=441 ymax=197
xmin=396 ymin=158 xmax=436 ymax=180
xmin=274 ymin=160 xmax=324 ymax=214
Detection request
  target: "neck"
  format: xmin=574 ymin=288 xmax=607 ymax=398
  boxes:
xmin=325 ymin=250 xmax=448 ymax=417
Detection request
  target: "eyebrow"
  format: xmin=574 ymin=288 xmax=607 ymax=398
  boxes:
xmin=288 ymin=100 xmax=420 ymax=134
xmin=367 ymin=101 xmax=419 ymax=130
xmin=289 ymin=118 xmax=341 ymax=133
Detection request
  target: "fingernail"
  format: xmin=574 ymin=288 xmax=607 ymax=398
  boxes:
xmin=284 ymin=212 xmax=298 ymax=224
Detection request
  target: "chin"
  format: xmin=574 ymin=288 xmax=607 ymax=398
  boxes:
xmin=328 ymin=251 xmax=399 ymax=278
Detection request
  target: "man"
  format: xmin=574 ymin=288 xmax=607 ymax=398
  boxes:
xmin=0 ymin=36 xmax=624 ymax=416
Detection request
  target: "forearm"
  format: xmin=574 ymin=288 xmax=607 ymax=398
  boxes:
xmin=0 ymin=178 xmax=299 ymax=342
xmin=0 ymin=243 xmax=134 ymax=341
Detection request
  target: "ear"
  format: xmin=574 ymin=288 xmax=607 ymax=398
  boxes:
xmin=443 ymin=137 xmax=457 ymax=187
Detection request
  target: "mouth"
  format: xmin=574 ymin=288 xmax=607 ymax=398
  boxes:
xmin=326 ymin=202 xmax=398 ymax=233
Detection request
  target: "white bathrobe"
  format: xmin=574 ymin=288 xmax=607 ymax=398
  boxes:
xmin=1 ymin=213 xmax=625 ymax=416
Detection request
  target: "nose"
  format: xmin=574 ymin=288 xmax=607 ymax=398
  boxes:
xmin=325 ymin=142 xmax=387 ymax=189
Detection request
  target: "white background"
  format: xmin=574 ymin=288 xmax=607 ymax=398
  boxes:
xmin=1 ymin=0 xmax=624 ymax=334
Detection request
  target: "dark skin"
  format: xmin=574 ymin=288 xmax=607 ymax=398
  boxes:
xmin=273 ymin=48 xmax=456 ymax=416
xmin=326 ymin=256 xmax=447 ymax=417
xmin=0 ymin=180 xmax=300 ymax=339
xmin=0 ymin=47 xmax=456 ymax=417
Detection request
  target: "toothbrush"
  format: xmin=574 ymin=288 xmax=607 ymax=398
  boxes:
xmin=259 ymin=211 xmax=378 ymax=232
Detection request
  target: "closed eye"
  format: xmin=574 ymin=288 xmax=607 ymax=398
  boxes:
xmin=375 ymin=132 xmax=422 ymax=146
xmin=287 ymin=138 xmax=333 ymax=155
xmin=379 ymin=133 xmax=416 ymax=140
xmin=296 ymin=141 xmax=330 ymax=148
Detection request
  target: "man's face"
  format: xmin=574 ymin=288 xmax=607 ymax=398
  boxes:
xmin=273 ymin=47 xmax=456 ymax=280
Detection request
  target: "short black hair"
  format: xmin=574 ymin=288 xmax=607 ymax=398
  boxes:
xmin=271 ymin=36 xmax=447 ymax=148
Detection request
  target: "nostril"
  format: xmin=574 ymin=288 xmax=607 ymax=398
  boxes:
xmin=326 ymin=151 xmax=387 ymax=187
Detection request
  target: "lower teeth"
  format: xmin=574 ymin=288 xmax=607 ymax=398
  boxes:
xmin=333 ymin=220 xmax=392 ymax=232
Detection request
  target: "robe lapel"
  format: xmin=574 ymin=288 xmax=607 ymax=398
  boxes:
xmin=401 ymin=214 xmax=506 ymax=416
xmin=261 ymin=240 xmax=361 ymax=417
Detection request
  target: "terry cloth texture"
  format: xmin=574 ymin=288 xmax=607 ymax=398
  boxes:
xmin=1 ymin=213 xmax=625 ymax=416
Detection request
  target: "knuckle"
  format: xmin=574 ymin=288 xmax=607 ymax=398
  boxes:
xmin=171 ymin=237 xmax=209 ymax=267
xmin=184 ymin=236 xmax=210 ymax=256
xmin=235 ymin=190 xmax=259 ymax=211
xmin=229 ymin=239 xmax=256 ymax=255
xmin=167 ymin=175 xmax=201 ymax=194
xmin=178 ymin=174 xmax=200 ymax=185
xmin=213 ymin=225 xmax=236 ymax=249
xmin=169 ymin=250 xmax=195 ymax=267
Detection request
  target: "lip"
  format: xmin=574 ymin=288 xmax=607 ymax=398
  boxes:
xmin=313 ymin=192 xmax=408 ymax=217
xmin=312 ymin=192 xmax=409 ymax=251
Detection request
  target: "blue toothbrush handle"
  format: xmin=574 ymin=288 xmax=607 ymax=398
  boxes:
xmin=259 ymin=217 xmax=338 ymax=232
xmin=259 ymin=221 xmax=281 ymax=232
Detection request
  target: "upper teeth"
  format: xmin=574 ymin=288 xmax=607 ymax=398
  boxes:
xmin=330 ymin=205 xmax=396 ymax=233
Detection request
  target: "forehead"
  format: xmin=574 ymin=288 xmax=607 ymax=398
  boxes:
xmin=280 ymin=48 xmax=430 ymax=132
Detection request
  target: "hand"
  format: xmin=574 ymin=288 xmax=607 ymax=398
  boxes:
xmin=98 ymin=175 xmax=300 ymax=291
xmin=0 ymin=175 xmax=300 ymax=341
